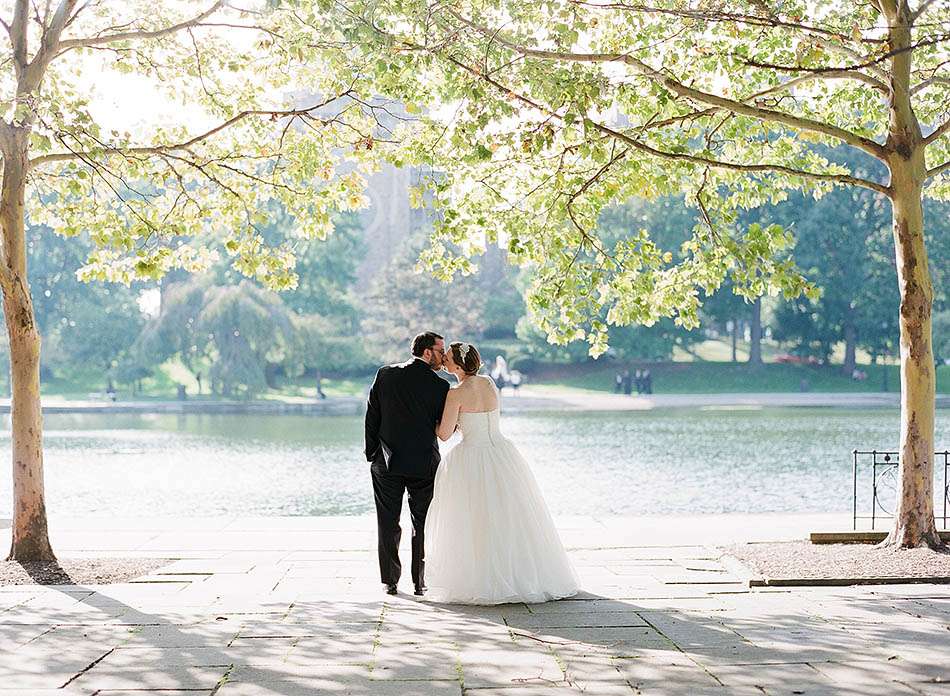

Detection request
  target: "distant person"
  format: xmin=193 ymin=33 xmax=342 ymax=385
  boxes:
xmin=509 ymin=370 xmax=523 ymax=394
xmin=633 ymin=369 xmax=643 ymax=394
xmin=106 ymin=380 xmax=116 ymax=402
xmin=490 ymin=355 xmax=510 ymax=389
xmin=614 ymin=372 xmax=623 ymax=393
xmin=315 ymin=369 xmax=327 ymax=400
xmin=622 ymin=369 xmax=633 ymax=395
xmin=642 ymin=369 xmax=653 ymax=394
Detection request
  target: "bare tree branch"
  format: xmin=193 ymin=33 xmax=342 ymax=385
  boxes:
xmin=911 ymin=75 xmax=950 ymax=95
xmin=924 ymin=117 xmax=950 ymax=146
xmin=28 ymin=92 xmax=353 ymax=170
xmin=567 ymin=1 xmax=883 ymax=45
xmin=446 ymin=10 xmax=891 ymax=161
xmin=738 ymin=30 xmax=950 ymax=79
xmin=439 ymin=53 xmax=892 ymax=198
xmin=21 ymin=0 xmax=79 ymax=91
xmin=750 ymin=70 xmax=889 ymax=98
xmin=11 ymin=0 xmax=29 ymax=78
xmin=926 ymin=159 xmax=950 ymax=180
xmin=592 ymin=119 xmax=893 ymax=196
xmin=56 ymin=1 xmax=225 ymax=53
xmin=913 ymin=0 xmax=941 ymax=21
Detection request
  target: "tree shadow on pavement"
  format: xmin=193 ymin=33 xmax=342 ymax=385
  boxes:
xmin=3 ymin=558 xmax=950 ymax=695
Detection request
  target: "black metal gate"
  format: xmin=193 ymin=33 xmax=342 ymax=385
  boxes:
xmin=852 ymin=450 xmax=950 ymax=530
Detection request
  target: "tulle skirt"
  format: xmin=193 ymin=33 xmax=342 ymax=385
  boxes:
xmin=424 ymin=436 xmax=580 ymax=605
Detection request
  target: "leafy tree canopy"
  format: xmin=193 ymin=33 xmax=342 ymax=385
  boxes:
xmin=335 ymin=0 xmax=950 ymax=355
xmin=19 ymin=1 xmax=382 ymax=291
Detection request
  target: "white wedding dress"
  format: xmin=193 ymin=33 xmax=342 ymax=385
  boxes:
xmin=424 ymin=406 xmax=580 ymax=605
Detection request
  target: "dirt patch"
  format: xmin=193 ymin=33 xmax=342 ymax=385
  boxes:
xmin=722 ymin=541 xmax=950 ymax=585
xmin=0 ymin=557 xmax=173 ymax=585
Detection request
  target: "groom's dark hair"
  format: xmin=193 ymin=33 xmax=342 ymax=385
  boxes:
xmin=411 ymin=331 xmax=443 ymax=357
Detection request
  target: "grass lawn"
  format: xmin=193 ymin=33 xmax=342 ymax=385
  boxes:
xmin=35 ymin=363 xmax=369 ymax=401
xmin=24 ymin=335 xmax=949 ymax=400
xmin=527 ymin=360 xmax=950 ymax=394
xmin=266 ymin=377 xmax=368 ymax=400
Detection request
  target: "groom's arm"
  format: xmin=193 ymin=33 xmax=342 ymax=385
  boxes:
xmin=364 ymin=369 xmax=383 ymax=462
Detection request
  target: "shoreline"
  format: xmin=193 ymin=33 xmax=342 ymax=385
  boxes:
xmin=0 ymin=511 xmax=851 ymax=547
xmin=2 ymin=388 xmax=947 ymax=415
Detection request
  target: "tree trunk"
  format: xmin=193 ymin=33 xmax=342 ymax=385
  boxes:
xmin=879 ymin=2 xmax=940 ymax=550
xmin=748 ymin=298 xmax=763 ymax=366
xmin=842 ymin=305 xmax=857 ymax=376
xmin=1 ymin=130 xmax=55 ymax=561
xmin=882 ymin=167 xmax=939 ymax=549
xmin=730 ymin=318 xmax=738 ymax=363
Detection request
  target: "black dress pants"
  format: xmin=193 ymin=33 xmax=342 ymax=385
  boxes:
xmin=371 ymin=464 xmax=435 ymax=587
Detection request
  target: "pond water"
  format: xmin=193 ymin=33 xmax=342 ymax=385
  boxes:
xmin=0 ymin=408 xmax=948 ymax=518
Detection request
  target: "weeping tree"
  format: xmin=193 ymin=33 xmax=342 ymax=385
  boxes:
xmin=138 ymin=277 xmax=296 ymax=397
xmin=0 ymin=2 xmax=382 ymax=560
xmin=341 ymin=0 xmax=950 ymax=547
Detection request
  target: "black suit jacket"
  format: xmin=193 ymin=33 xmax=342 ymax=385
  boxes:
xmin=364 ymin=358 xmax=450 ymax=477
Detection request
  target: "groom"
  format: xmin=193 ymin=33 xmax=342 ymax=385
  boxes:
xmin=364 ymin=331 xmax=449 ymax=596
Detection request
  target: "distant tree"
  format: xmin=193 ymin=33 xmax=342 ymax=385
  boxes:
xmin=482 ymin=279 xmax=525 ymax=339
xmin=15 ymin=222 xmax=146 ymax=381
xmin=770 ymin=150 xmax=949 ymax=371
xmin=514 ymin=315 xmax=591 ymax=365
xmin=515 ymin=310 xmax=694 ymax=364
xmin=934 ymin=311 xmax=950 ymax=366
xmin=290 ymin=313 xmax=373 ymax=384
xmin=478 ymin=248 xmax=525 ymax=340
xmin=362 ymin=237 xmax=486 ymax=363
xmin=264 ymin=211 xmax=366 ymax=333
xmin=57 ymin=294 xmax=144 ymax=380
xmin=140 ymin=277 xmax=295 ymax=398
xmin=600 ymin=197 xmax=755 ymax=362
xmin=137 ymin=279 xmax=211 ymax=378
xmin=701 ymin=280 xmax=753 ymax=363
xmin=201 ymin=283 xmax=296 ymax=397
xmin=770 ymin=152 xmax=893 ymax=371
xmin=608 ymin=321 xmax=698 ymax=362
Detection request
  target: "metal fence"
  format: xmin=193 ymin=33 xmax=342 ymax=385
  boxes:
xmin=852 ymin=450 xmax=950 ymax=530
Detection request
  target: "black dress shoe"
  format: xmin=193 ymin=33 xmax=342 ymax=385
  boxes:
xmin=414 ymin=585 xmax=426 ymax=596
xmin=385 ymin=583 xmax=398 ymax=595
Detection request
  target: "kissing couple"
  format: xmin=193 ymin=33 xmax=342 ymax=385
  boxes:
xmin=364 ymin=331 xmax=579 ymax=605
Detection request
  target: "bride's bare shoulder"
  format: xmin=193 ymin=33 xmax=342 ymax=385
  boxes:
xmin=478 ymin=374 xmax=499 ymax=390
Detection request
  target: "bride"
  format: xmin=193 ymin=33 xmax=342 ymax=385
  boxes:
xmin=424 ymin=341 xmax=579 ymax=604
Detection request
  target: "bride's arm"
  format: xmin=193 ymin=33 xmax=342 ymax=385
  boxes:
xmin=437 ymin=390 xmax=461 ymax=441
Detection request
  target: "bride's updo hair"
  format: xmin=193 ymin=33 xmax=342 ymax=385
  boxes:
xmin=449 ymin=341 xmax=482 ymax=376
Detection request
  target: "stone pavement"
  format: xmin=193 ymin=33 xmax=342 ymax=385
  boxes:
xmin=1 ymin=513 xmax=949 ymax=695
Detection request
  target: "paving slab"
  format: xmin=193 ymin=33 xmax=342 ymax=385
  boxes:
xmin=67 ymin=664 xmax=230 ymax=691
xmin=372 ymin=640 xmax=460 ymax=680
xmin=0 ymin=690 xmax=96 ymax=696
xmin=505 ymin=610 xmax=652 ymax=630
xmin=2 ymin=514 xmax=950 ymax=696
xmin=281 ymin=634 xmax=376 ymax=665
xmin=465 ymin=688 xmax=634 ymax=695
xmin=94 ymin=692 xmax=213 ymax=696
xmin=219 ymin=680 xmax=460 ymax=695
